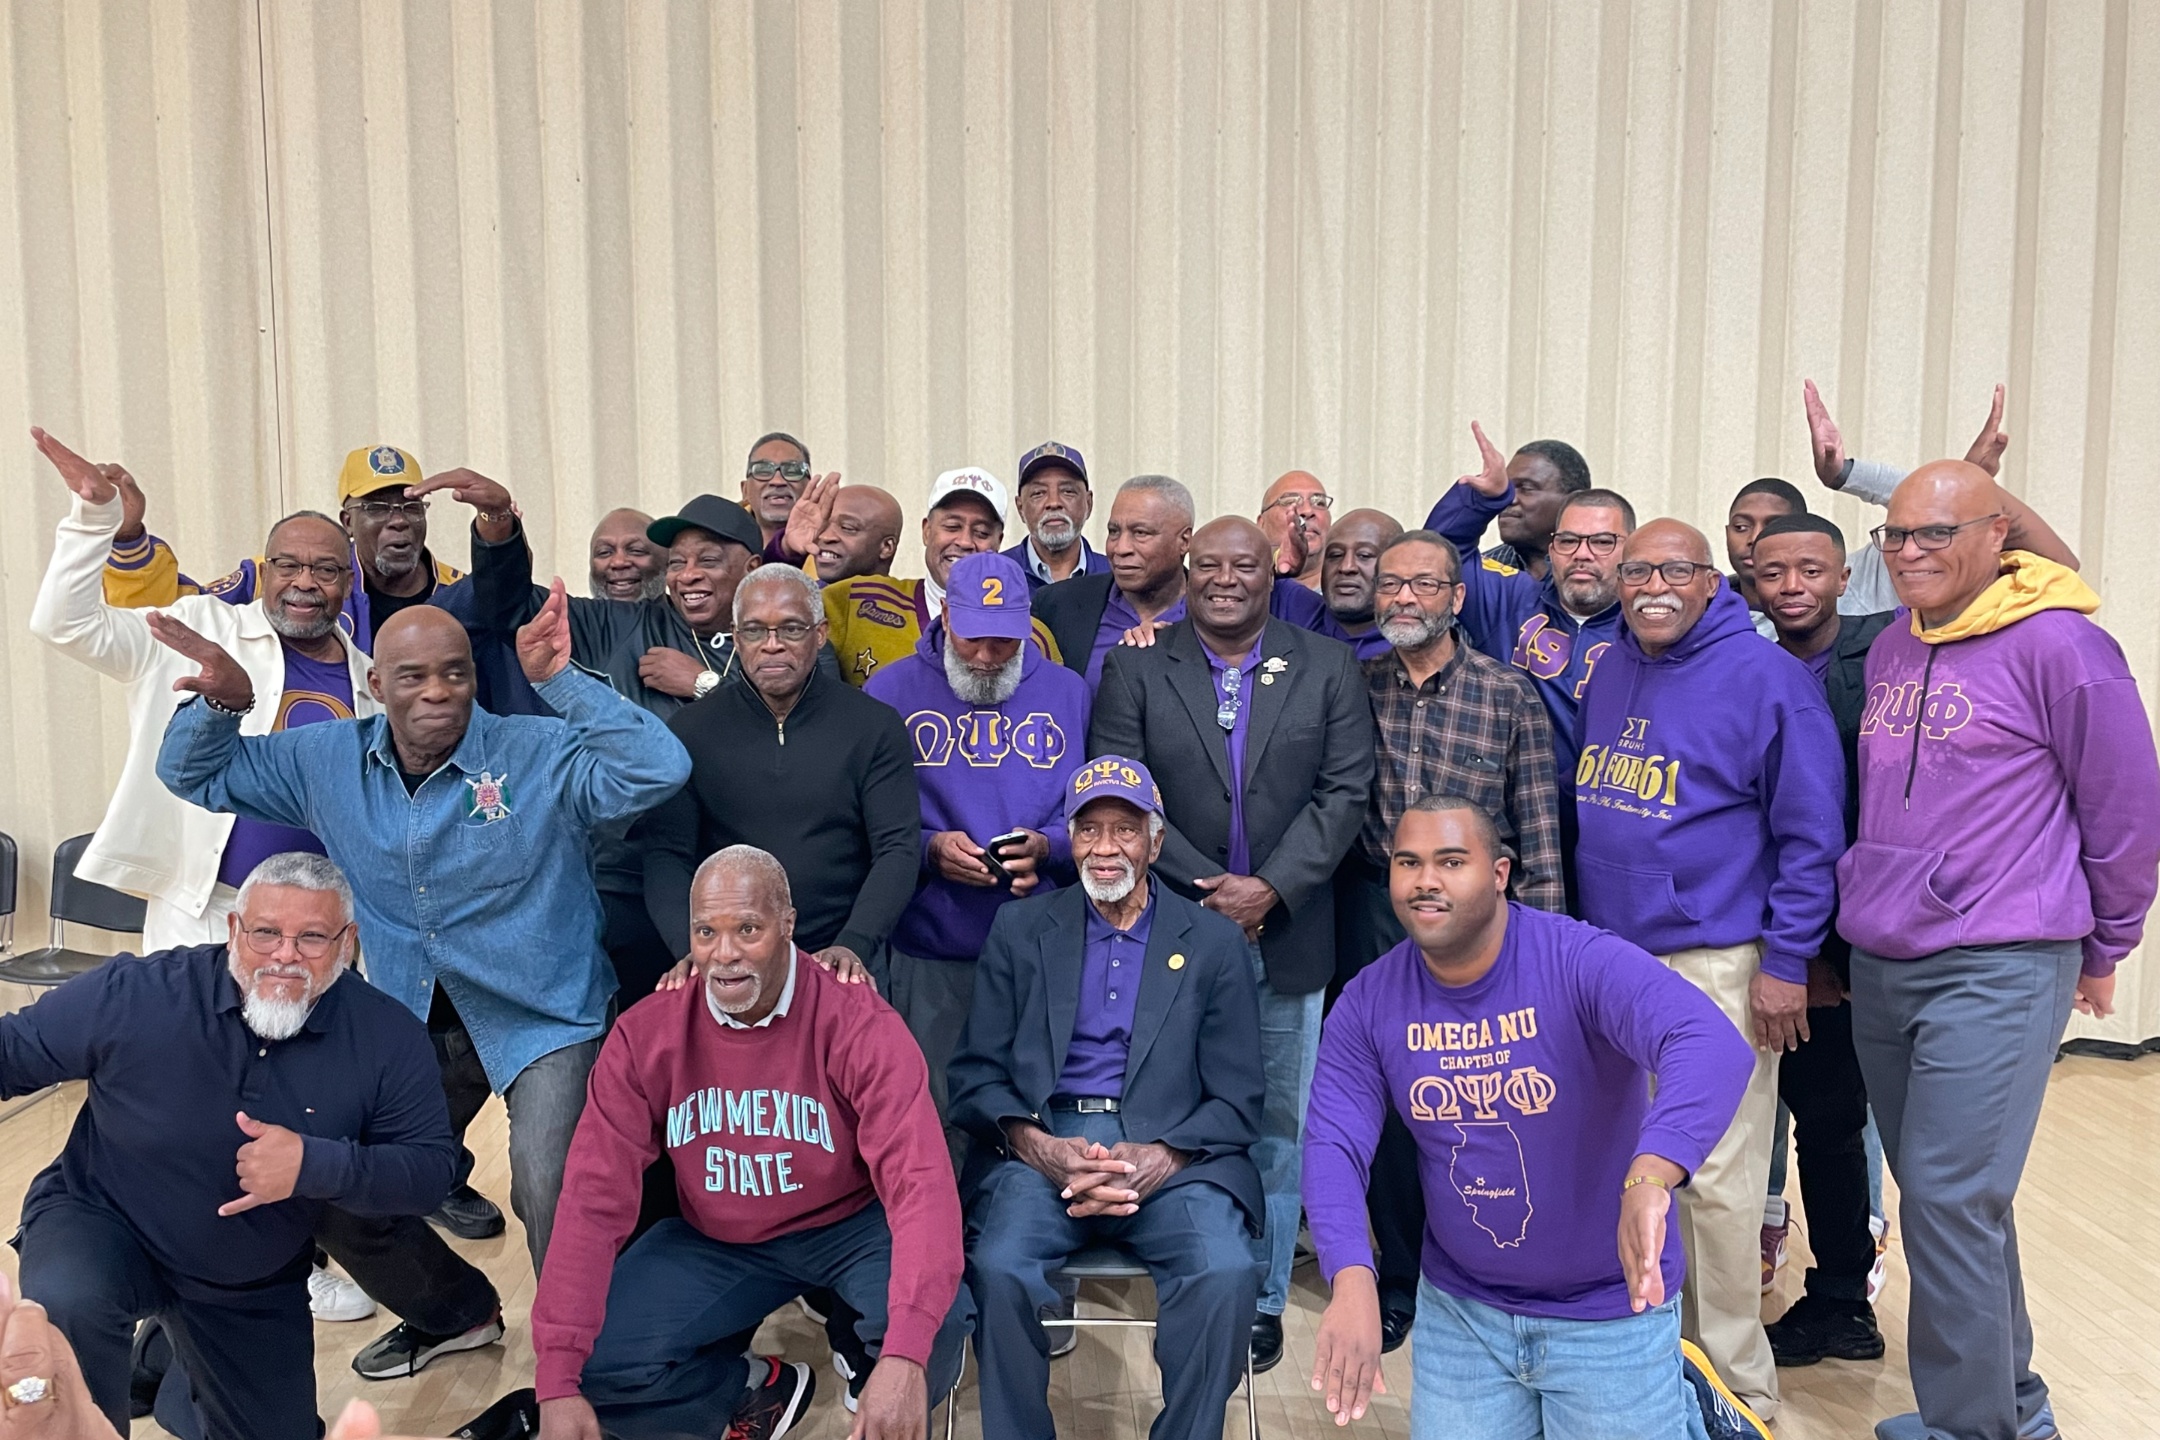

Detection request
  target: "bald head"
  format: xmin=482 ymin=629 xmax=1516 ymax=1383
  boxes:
xmin=692 ymin=844 xmax=793 ymax=916
xmin=1884 ymin=459 xmax=2013 ymax=625
xmin=366 ymin=606 xmax=477 ymax=771
xmin=1618 ymin=519 xmax=1720 ymax=656
xmin=1624 ymin=518 xmax=1715 ymax=568
xmin=1259 ymin=470 xmax=1331 ymax=582
xmin=590 ymin=507 xmax=663 ymax=601
xmin=1322 ymin=509 xmax=1406 ymax=625
xmin=811 ymin=484 xmax=903 ymax=584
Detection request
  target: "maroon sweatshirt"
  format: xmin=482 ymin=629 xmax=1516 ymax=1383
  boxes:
xmin=531 ymin=952 xmax=963 ymax=1399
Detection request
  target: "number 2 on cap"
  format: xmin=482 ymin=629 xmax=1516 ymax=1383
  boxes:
xmin=982 ymin=577 xmax=1004 ymax=605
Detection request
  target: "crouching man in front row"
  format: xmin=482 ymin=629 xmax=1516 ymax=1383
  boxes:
xmin=475 ymin=845 xmax=970 ymax=1440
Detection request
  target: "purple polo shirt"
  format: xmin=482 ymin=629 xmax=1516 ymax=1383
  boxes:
xmin=1054 ymin=888 xmax=1158 ymax=1099
xmin=1206 ymin=641 xmax=1260 ymax=874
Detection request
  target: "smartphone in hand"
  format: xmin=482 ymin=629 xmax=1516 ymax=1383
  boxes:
xmin=981 ymin=829 xmax=1031 ymax=888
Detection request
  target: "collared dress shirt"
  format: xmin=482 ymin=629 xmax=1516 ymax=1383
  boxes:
xmin=156 ymin=667 xmax=691 ymax=1090
xmin=1206 ymin=642 xmax=1262 ymax=874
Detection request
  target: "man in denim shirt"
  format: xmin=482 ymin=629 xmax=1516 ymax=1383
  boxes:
xmin=152 ymin=580 xmax=691 ymax=1377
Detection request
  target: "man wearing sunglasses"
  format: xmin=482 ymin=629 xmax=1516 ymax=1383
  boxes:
xmin=1571 ymin=520 xmax=1846 ymax=1425
xmin=1 ymin=851 xmax=456 ymax=1440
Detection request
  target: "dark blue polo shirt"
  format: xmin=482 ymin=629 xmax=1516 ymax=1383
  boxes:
xmin=0 ymin=944 xmax=455 ymax=1286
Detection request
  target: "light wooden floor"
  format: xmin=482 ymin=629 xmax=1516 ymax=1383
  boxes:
xmin=2 ymin=1055 xmax=2155 ymax=1439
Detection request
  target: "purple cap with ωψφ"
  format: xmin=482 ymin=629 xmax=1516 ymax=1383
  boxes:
xmin=945 ymin=552 xmax=1034 ymax=640
xmin=1065 ymin=754 xmax=1165 ymax=823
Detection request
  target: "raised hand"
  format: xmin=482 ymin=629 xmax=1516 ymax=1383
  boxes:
xmin=781 ymin=471 xmax=842 ymax=560
xmin=517 ymin=578 xmax=574 ymax=684
xmin=1802 ymin=380 xmax=1847 ymax=488
xmin=218 ymin=1111 xmax=304 ymax=1216
xmin=29 ymin=428 xmax=119 ymax=506
xmin=146 ymin=612 xmax=256 ymax=713
xmin=1964 ymin=383 xmax=2009 ymax=478
xmin=113 ymin=465 xmax=148 ymax=541
xmin=1458 ymin=421 xmax=1509 ymax=498
xmin=406 ymin=467 xmax=517 ymax=542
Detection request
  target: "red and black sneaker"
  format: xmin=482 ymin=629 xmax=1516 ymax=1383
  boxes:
xmin=723 ymin=1356 xmax=816 ymax=1440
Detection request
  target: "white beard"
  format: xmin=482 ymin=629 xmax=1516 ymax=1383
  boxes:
xmin=241 ymin=992 xmax=315 ymax=1041
xmin=1080 ymin=857 xmax=1140 ymax=905
xmin=944 ymin=643 xmax=1025 ymax=707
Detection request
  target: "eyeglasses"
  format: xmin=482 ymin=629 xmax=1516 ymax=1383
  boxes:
xmin=1263 ymin=492 xmax=1334 ymax=513
xmin=1374 ymin=575 xmax=1460 ymax=597
xmin=1216 ymin=664 xmax=1244 ymax=731
xmin=746 ymin=460 xmax=810 ymax=482
xmin=353 ymin=499 xmax=428 ymax=521
xmin=241 ymin=922 xmax=352 ymax=960
xmin=1870 ymin=514 xmax=2001 ymax=553
xmin=265 ymin=556 xmax=352 ymax=584
xmin=735 ymin=620 xmax=817 ymax=646
xmin=1616 ymin=559 xmax=1710 ymax=586
xmin=1550 ymin=531 xmax=1623 ymax=557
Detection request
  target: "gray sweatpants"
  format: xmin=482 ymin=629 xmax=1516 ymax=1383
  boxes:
xmin=1849 ymin=941 xmax=2080 ymax=1440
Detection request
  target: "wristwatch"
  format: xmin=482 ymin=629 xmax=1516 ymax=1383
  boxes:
xmin=692 ymin=670 xmax=720 ymax=699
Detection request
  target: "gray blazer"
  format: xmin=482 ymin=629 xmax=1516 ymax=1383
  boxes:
xmin=1088 ymin=618 xmax=1375 ymax=994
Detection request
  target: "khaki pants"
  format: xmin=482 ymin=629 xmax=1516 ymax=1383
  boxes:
xmin=1659 ymin=940 xmax=1780 ymax=1420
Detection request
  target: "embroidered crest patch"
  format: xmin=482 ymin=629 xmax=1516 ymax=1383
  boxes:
xmin=464 ymin=771 xmax=514 ymax=824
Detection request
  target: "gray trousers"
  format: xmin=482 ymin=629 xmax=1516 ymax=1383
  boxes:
xmin=889 ymin=949 xmax=977 ymax=1173
xmin=1849 ymin=942 xmax=2080 ymax=1440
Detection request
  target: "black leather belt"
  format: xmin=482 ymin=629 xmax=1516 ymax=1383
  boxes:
xmin=1048 ymin=1096 xmax=1120 ymax=1113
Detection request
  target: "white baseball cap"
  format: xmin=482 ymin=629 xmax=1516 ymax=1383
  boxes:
xmin=926 ymin=467 xmax=1011 ymax=529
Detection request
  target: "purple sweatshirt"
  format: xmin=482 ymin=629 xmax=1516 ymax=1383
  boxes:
xmin=1837 ymin=597 xmax=2160 ymax=977
xmin=866 ymin=630 xmax=1093 ymax=963
xmin=1574 ymin=585 xmax=1845 ymax=983
xmin=1303 ymin=905 xmax=1751 ymax=1319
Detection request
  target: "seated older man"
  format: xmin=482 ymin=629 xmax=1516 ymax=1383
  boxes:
xmin=0 ymin=853 xmax=455 ymax=1440
xmin=466 ymin=846 xmax=969 ymax=1440
xmin=950 ymin=756 xmax=1266 ymax=1440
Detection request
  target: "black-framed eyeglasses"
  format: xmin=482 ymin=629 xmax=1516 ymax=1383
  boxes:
xmin=746 ymin=460 xmax=810 ymax=482
xmin=1870 ymin=514 xmax=2001 ymax=553
xmin=265 ymin=556 xmax=352 ymax=584
xmin=1616 ymin=559 xmax=1709 ymax=586
xmin=352 ymin=499 xmax=427 ymax=521
xmin=735 ymin=621 xmax=818 ymax=647
xmin=1216 ymin=664 xmax=1244 ymax=731
xmin=241 ymin=922 xmax=352 ymax=960
xmin=1262 ymin=492 xmax=1334 ymax=513
xmin=1550 ymin=531 xmax=1623 ymax=557
xmin=1374 ymin=575 xmax=1459 ymax=597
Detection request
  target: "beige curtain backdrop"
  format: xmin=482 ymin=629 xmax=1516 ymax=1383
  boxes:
xmin=2 ymin=0 xmax=2154 ymax=1042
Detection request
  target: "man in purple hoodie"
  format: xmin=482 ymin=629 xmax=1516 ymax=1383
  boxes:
xmin=1572 ymin=519 xmax=1845 ymax=1423
xmin=866 ymin=552 xmax=1093 ymax=1152
xmin=1838 ymin=461 xmax=2160 ymax=1440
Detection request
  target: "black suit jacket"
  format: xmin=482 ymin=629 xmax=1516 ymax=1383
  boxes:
xmin=1035 ymin=572 xmax=1119 ymax=679
xmin=1088 ymin=618 xmax=1375 ymax=994
xmin=948 ymin=884 xmax=1266 ymax=1222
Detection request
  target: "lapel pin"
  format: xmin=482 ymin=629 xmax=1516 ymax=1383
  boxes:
xmin=1168 ymin=953 xmax=1186 ymax=970
xmin=1261 ymin=674 xmax=1276 ymax=685
xmin=1262 ymin=657 xmax=1289 ymax=674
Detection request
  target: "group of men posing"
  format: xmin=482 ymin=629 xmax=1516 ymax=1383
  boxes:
xmin=5 ymin=377 xmax=2155 ymax=1440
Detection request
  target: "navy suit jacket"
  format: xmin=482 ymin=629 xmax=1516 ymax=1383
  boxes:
xmin=948 ymin=884 xmax=1266 ymax=1224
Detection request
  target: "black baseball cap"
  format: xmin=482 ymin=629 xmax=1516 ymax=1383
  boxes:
xmin=647 ymin=495 xmax=763 ymax=552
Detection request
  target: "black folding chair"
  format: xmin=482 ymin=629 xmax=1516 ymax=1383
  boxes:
xmin=0 ymin=834 xmax=147 ymax=987
xmin=0 ymin=831 xmax=16 ymax=957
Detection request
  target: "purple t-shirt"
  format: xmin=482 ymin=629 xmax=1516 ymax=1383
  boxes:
xmin=1205 ymin=641 xmax=1260 ymax=874
xmin=1802 ymin=643 xmax=1836 ymax=681
xmin=1053 ymin=889 xmax=1157 ymax=1099
xmin=1302 ymin=904 xmax=1751 ymax=1320
xmin=214 ymin=645 xmax=355 ymax=887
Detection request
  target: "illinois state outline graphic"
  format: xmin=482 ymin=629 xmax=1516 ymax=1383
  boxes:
xmin=1448 ymin=1121 xmax=1533 ymax=1247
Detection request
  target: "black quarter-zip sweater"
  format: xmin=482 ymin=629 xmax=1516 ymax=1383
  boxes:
xmin=638 ymin=666 xmax=921 ymax=961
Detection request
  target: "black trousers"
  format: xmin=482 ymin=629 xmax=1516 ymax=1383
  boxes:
xmin=1778 ymin=999 xmax=1875 ymax=1302
xmin=19 ymin=1198 xmax=314 ymax=1440
xmin=603 ymin=887 xmax=678 ymax=1007
xmin=1331 ymin=858 xmax=1425 ymax=1318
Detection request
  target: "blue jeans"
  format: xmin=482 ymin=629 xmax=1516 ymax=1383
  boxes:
xmin=966 ymin=1109 xmax=1262 ymax=1440
xmin=1250 ymin=943 xmax=1322 ymax=1314
xmin=579 ymin=1204 xmax=972 ymax=1440
xmin=1410 ymin=1281 xmax=1707 ymax=1440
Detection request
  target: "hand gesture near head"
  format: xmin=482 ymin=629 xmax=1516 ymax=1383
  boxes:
xmin=781 ymin=472 xmax=843 ymax=560
xmin=1457 ymin=422 xmax=1509 ymax=498
xmin=517 ymin=579 xmax=574 ymax=684
xmin=146 ymin=612 xmax=256 ymax=713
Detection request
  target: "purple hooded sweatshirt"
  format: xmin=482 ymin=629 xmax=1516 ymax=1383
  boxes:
xmin=866 ymin=624 xmax=1093 ymax=963
xmin=1836 ymin=565 xmax=2160 ymax=977
xmin=1573 ymin=584 xmax=1845 ymax=983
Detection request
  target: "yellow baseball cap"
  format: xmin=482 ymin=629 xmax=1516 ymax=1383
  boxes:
xmin=337 ymin=445 xmax=423 ymax=504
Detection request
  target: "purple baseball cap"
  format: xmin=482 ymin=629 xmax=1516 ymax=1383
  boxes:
xmin=1017 ymin=440 xmax=1088 ymax=488
xmin=1065 ymin=754 xmax=1165 ymax=823
xmin=945 ymin=552 xmax=1033 ymax=641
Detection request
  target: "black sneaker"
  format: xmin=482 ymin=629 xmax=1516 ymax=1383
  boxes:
xmin=351 ymin=1312 xmax=506 ymax=1380
xmin=723 ymin=1357 xmax=815 ymax=1439
xmin=1766 ymin=1293 xmax=1885 ymax=1366
xmin=451 ymin=1389 xmax=538 ymax=1440
xmin=429 ymin=1185 xmax=507 ymax=1240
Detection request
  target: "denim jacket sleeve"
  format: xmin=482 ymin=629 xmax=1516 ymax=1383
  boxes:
xmin=530 ymin=667 xmax=692 ymax=828
xmin=155 ymin=696 xmax=319 ymax=830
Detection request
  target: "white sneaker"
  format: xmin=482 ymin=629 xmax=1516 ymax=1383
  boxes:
xmin=309 ymin=1265 xmax=378 ymax=1322
xmin=1865 ymin=1214 xmax=1890 ymax=1304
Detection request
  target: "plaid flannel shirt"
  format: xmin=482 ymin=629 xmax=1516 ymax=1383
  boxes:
xmin=1361 ymin=634 xmax=1566 ymax=912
